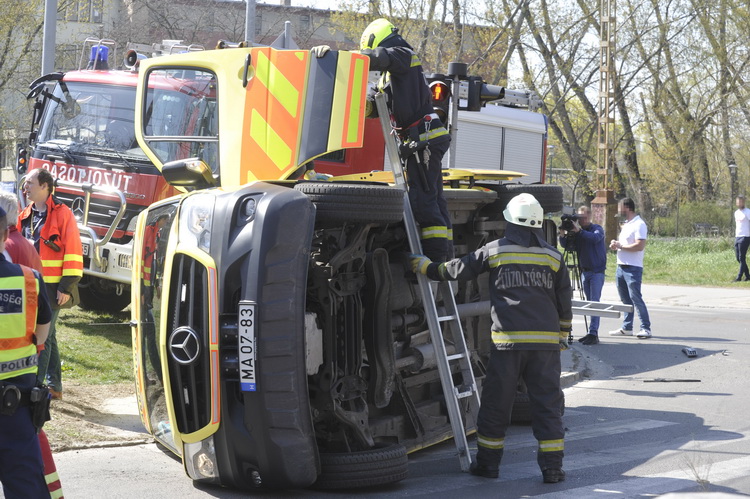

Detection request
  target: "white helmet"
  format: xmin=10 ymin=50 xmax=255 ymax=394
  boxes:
xmin=503 ymin=193 xmax=543 ymax=227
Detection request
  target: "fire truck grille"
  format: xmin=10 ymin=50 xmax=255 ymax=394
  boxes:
xmin=54 ymin=191 xmax=140 ymax=234
xmin=166 ymin=254 xmax=212 ymax=434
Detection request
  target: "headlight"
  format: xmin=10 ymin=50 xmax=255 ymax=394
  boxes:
xmin=184 ymin=436 xmax=219 ymax=483
xmin=179 ymin=192 xmax=215 ymax=253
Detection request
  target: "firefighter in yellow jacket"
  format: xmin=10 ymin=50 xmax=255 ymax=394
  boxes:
xmin=18 ymin=168 xmax=83 ymax=399
xmin=0 ymin=204 xmax=54 ymax=497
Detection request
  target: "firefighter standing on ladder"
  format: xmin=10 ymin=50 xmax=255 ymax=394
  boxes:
xmin=311 ymin=18 xmax=452 ymax=262
xmin=411 ymin=194 xmax=572 ymax=483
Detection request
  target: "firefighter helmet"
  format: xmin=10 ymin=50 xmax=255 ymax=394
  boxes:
xmin=503 ymin=193 xmax=544 ymax=227
xmin=360 ymin=18 xmax=398 ymax=50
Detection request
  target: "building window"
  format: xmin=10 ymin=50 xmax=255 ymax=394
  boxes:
xmin=60 ymin=0 xmax=103 ymax=23
xmin=300 ymin=14 xmax=310 ymax=31
xmin=92 ymin=0 xmax=103 ymax=23
xmin=255 ymin=15 xmax=262 ymax=36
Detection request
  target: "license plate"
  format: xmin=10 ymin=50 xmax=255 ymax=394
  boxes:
xmin=238 ymin=301 xmax=257 ymax=392
xmin=82 ymin=242 xmax=90 ymax=257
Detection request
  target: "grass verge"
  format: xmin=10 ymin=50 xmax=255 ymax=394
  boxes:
xmin=605 ymin=236 xmax=748 ymax=287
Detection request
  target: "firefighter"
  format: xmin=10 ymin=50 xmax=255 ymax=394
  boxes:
xmin=18 ymin=168 xmax=84 ymax=400
xmin=311 ymin=19 xmax=452 ymax=262
xmin=410 ymin=194 xmax=572 ymax=483
xmin=0 ymin=205 xmax=54 ymax=498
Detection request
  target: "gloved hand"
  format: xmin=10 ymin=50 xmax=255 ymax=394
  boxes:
xmin=559 ymin=338 xmax=569 ymax=351
xmin=410 ymin=254 xmax=432 ymax=275
xmin=311 ymin=45 xmax=331 ymax=58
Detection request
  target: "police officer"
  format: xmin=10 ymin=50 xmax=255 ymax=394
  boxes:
xmin=0 ymin=205 xmax=53 ymax=498
xmin=18 ymin=167 xmax=84 ymax=399
xmin=311 ymin=19 xmax=452 ymax=262
xmin=411 ymin=194 xmax=572 ymax=483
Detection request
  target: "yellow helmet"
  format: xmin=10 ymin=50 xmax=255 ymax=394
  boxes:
xmin=360 ymin=18 xmax=398 ymax=50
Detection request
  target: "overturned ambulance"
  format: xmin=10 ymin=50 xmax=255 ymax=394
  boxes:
xmin=130 ymin=45 xmax=565 ymax=490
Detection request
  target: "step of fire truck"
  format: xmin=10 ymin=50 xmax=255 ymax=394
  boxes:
xmin=374 ymin=93 xmax=480 ymax=473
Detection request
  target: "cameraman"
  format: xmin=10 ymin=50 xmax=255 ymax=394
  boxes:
xmin=558 ymin=206 xmax=607 ymax=345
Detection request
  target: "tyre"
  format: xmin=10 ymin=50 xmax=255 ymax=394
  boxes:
xmin=294 ymin=182 xmax=403 ymax=224
xmin=77 ymin=276 xmax=131 ymax=313
xmin=495 ymin=184 xmax=564 ymax=214
xmin=314 ymin=443 xmax=409 ymax=490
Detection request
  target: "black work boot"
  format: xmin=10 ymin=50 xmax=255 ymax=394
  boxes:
xmin=580 ymin=334 xmax=599 ymax=345
xmin=542 ymin=468 xmax=566 ymax=483
xmin=469 ymin=461 xmax=499 ymax=479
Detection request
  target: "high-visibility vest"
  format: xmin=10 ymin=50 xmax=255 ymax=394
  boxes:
xmin=18 ymin=194 xmax=84 ymax=285
xmin=0 ymin=265 xmax=39 ymax=380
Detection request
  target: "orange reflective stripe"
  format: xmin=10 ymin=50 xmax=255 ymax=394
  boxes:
xmin=241 ymin=48 xmax=308 ymax=182
xmin=22 ymin=266 xmax=37 ymax=340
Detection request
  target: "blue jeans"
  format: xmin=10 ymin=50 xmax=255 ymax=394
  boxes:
xmin=36 ymin=308 xmax=62 ymax=391
xmin=734 ymin=236 xmax=750 ymax=280
xmin=615 ymin=265 xmax=651 ymax=331
xmin=582 ymin=271 xmax=605 ymax=335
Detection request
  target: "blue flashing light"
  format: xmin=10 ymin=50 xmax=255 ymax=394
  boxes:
xmin=88 ymin=45 xmax=109 ymax=70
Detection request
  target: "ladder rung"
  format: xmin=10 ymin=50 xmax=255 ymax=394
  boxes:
xmin=446 ymin=353 xmax=466 ymax=362
xmin=438 ymin=314 xmax=458 ymax=322
xmin=456 ymin=389 xmax=476 ymax=399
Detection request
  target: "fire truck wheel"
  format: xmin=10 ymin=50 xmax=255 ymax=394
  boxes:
xmin=313 ymin=443 xmax=409 ymax=490
xmin=77 ymin=277 xmax=131 ymax=313
xmin=294 ymin=183 xmax=403 ymax=224
xmin=495 ymin=184 xmax=564 ymax=214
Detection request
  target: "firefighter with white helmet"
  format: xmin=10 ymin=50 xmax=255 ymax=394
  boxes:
xmin=411 ymin=193 xmax=572 ymax=483
xmin=312 ymin=18 xmax=452 ymax=262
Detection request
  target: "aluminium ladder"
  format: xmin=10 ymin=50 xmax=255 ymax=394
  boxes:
xmin=374 ymin=93 xmax=480 ymax=472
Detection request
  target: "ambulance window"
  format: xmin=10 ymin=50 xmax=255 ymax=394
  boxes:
xmin=137 ymin=201 xmax=178 ymax=453
xmin=142 ymin=68 xmax=219 ymax=175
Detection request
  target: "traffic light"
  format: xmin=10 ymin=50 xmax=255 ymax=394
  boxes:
xmin=426 ymin=74 xmax=451 ymax=123
xmin=16 ymin=145 xmax=27 ymax=174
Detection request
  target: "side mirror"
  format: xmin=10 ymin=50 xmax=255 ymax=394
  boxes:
xmin=161 ymin=158 xmax=216 ymax=190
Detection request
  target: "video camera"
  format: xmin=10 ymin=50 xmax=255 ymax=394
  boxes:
xmin=560 ymin=213 xmax=580 ymax=232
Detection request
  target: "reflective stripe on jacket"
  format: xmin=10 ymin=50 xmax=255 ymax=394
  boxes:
xmin=18 ymin=193 xmax=83 ymax=306
xmin=425 ymin=230 xmax=573 ymax=351
xmin=0 ymin=266 xmax=39 ymax=379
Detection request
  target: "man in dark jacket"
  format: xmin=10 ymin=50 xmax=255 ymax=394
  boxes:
xmin=558 ymin=205 xmax=607 ymax=344
xmin=412 ymin=193 xmax=572 ymax=483
xmin=312 ymin=19 xmax=452 ymax=262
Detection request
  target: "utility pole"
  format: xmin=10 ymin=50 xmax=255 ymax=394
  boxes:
xmin=41 ymin=0 xmax=58 ymax=75
xmin=591 ymin=0 xmax=619 ymax=242
xmin=245 ymin=0 xmax=256 ymax=44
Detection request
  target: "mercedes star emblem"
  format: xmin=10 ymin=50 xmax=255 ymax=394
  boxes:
xmin=168 ymin=327 xmax=201 ymax=365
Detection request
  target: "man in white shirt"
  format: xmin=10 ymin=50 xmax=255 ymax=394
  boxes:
xmin=608 ymin=198 xmax=652 ymax=339
xmin=734 ymin=195 xmax=750 ymax=282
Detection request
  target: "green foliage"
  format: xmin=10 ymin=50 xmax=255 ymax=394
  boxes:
xmin=56 ymin=308 xmax=133 ymax=385
xmin=605 ymin=236 xmax=742 ymax=287
xmin=650 ymin=201 xmax=732 ymax=237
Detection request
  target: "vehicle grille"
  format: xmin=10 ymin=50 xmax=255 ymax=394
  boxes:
xmin=166 ymin=254 xmax=212 ymax=434
xmin=54 ymin=191 xmax=141 ymax=234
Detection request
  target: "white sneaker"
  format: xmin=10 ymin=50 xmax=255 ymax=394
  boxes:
xmin=609 ymin=328 xmax=633 ymax=336
xmin=637 ymin=329 xmax=652 ymax=339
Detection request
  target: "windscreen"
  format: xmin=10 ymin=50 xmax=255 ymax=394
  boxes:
xmin=37 ymin=81 xmax=148 ymax=159
xmin=142 ymin=68 xmax=219 ymax=173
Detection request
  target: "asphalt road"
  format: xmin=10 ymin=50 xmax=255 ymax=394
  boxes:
xmin=7 ymin=284 xmax=750 ymax=498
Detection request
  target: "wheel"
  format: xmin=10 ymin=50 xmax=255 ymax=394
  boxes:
xmin=313 ymin=443 xmax=409 ymax=490
xmin=77 ymin=276 xmax=131 ymax=313
xmin=294 ymin=182 xmax=403 ymax=224
xmin=495 ymin=184 xmax=564 ymax=214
